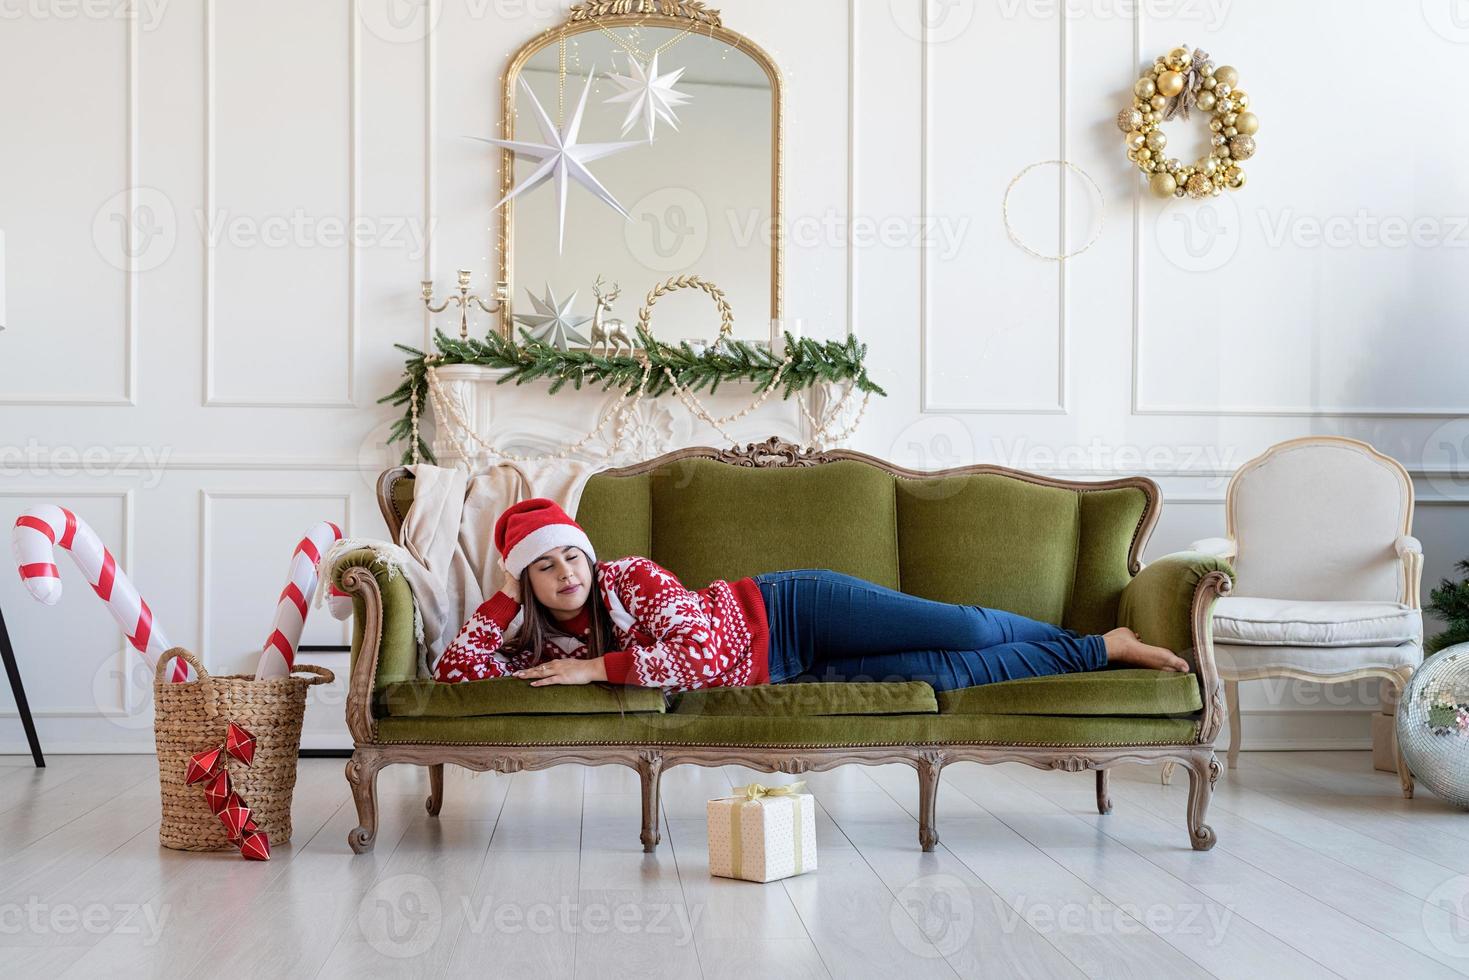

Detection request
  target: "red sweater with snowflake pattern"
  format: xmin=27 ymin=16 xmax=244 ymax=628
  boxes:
xmin=432 ymin=555 xmax=770 ymax=692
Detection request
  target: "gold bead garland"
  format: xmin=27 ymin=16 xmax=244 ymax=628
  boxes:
xmin=1118 ymin=44 xmax=1258 ymax=200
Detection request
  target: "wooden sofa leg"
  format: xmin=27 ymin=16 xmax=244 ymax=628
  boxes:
xmin=426 ymin=763 xmax=445 ymax=816
xmin=917 ymin=751 xmax=944 ymax=851
xmin=1185 ymin=752 xmax=1221 ymax=851
xmin=1096 ymin=769 xmax=1113 ymax=815
xmin=346 ymin=751 xmax=383 ymax=854
xmin=636 ymin=750 xmax=663 ymax=852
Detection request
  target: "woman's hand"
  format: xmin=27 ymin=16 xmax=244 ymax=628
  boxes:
xmin=499 ymin=574 xmax=521 ymax=603
xmin=513 ymin=656 xmax=608 ymax=686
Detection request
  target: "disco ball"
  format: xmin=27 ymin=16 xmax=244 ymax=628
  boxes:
xmin=1398 ymin=643 xmax=1469 ymax=808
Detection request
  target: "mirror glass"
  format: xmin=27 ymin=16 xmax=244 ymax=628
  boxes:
xmin=503 ymin=21 xmax=779 ymax=344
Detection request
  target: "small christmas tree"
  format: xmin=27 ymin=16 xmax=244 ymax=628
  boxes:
xmin=1427 ymin=559 xmax=1469 ymax=653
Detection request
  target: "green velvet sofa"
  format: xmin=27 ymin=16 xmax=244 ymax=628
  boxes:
xmin=335 ymin=436 xmax=1234 ymax=855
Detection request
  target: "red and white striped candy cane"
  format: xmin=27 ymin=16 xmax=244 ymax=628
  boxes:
xmin=255 ymin=520 xmax=346 ymax=680
xmin=12 ymin=505 xmax=189 ymax=683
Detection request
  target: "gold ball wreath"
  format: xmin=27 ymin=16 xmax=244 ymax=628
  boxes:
xmin=1117 ymin=44 xmax=1259 ymax=200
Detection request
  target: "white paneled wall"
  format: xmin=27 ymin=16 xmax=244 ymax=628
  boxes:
xmin=1 ymin=0 xmax=1465 ymax=751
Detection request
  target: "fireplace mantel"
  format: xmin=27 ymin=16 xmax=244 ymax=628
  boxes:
xmin=429 ymin=365 xmax=861 ymax=466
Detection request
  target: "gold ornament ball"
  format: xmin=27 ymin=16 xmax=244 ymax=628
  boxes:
xmin=1234 ymin=111 xmax=1260 ymax=135
xmin=1195 ymin=90 xmax=1217 ymax=112
xmin=1227 ymin=134 xmax=1256 ymax=160
xmin=1149 ymin=172 xmax=1178 ymax=198
xmin=1202 ymin=76 xmax=1217 ymax=90
xmin=1226 ymin=167 xmax=1246 ymax=188
xmin=1169 ymin=46 xmax=1190 ymax=65
xmin=1135 ymin=77 xmax=1157 ymax=99
xmin=1145 ymin=130 xmax=1168 ymax=151
xmin=1157 ymin=70 xmax=1185 ymax=97
xmin=1117 ymin=107 xmax=1144 ymax=132
xmin=1126 ymin=130 xmax=1147 ymax=151
xmin=1233 ymin=92 xmax=1250 ymax=109
xmin=1150 ymin=94 xmax=1168 ymax=110
xmin=1213 ymin=65 xmax=1239 ymax=88
xmin=1185 ymin=173 xmax=1212 ymax=198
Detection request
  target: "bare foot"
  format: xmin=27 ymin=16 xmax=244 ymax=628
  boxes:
xmin=1103 ymin=627 xmax=1190 ymax=672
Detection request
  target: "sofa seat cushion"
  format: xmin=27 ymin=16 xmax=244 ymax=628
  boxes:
xmin=669 ymin=682 xmax=937 ymax=717
xmin=936 ymin=669 xmax=1202 ymax=717
xmin=376 ymin=678 xmax=666 ymax=718
xmin=1212 ymin=597 xmax=1422 ymax=648
xmin=375 ymin=712 xmax=1198 ymax=747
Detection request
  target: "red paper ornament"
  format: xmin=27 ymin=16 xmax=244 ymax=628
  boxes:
xmin=239 ymin=829 xmax=271 ymax=861
xmin=204 ymin=768 xmax=232 ymax=814
xmin=185 ymin=746 xmax=223 ymax=785
xmin=219 ymin=792 xmax=252 ymax=840
xmin=224 ymin=722 xmax=256 ymax=766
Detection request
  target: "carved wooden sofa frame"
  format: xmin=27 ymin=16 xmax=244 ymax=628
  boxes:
xmin=341 ymin=437 xmax=1233 ymax=855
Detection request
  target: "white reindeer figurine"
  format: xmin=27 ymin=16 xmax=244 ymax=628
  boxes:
xmin=589 ymin=276 xmax=638 ymax=357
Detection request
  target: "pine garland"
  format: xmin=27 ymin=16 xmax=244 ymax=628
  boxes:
xmin=1428 ymin=559 xmax=1469 ymax=654
xmin=380 ymin=324 xmax=887 ymax=464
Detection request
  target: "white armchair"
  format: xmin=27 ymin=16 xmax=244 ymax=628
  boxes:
xmin=1196 ymin=436 xmax=1423 ymax=797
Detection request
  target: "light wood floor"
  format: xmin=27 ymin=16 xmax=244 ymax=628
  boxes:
xmin=2 ymin=750 xmax=1468 ymax=978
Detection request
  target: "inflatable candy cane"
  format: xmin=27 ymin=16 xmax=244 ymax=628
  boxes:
xmin=12 ymin=505 xmax=190 ymax=683
xmin=254 ymin=521 xmax=349 ymax=679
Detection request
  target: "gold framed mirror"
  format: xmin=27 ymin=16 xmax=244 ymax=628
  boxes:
xmin=495 ymin=1 xmax=783 ymax=343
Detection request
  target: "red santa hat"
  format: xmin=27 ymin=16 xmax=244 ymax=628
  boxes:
xmin=493 ymin=497 xmax=597 ymax=578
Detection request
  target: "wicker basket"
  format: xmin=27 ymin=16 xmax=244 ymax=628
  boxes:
xmin=153 ymin=647 xmax=333 ymax=851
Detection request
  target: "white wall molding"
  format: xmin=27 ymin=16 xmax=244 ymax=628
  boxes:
xmin=202 ymin=0 xmax=359 ymax=409
xmin=0 ymin=16 xmax=137 ymax=407
xmin=196 ymin=489 xmax=353 ymax=676
xmin=919 ymin=8 xmax=1068 ymax=415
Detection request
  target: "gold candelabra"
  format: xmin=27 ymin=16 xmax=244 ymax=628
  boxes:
xmin=421 ymin=270 xmax=509 ymax=340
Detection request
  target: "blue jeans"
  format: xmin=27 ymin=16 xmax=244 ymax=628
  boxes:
xmin=752 ymin=569 xmax=1108 ymax=692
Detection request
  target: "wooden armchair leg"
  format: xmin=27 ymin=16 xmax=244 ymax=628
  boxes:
xmin=426 ymin=763 xmax=445 ymax=816
xmin=1393 ymin=666 xmax=1415 ymax=799
xmin=347 ymin=751 xmax=384 ymax=854
xmin=636 ymin=750 xmax=664 ymax=852
xmin=1096 ymin=769 xmax=1113 ymax=814
xmin=1185 ymin=752 xmax=1221 ymax=851
xmin=1225 ymin=681 xmax=1242 ymax=770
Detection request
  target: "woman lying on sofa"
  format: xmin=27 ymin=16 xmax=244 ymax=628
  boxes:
xmin=432 ymin=498 xmax=1190 ymax=692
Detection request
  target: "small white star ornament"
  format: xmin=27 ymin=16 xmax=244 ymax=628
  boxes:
xmin=603 ymin=53 xmax=692 ymax=142
xmin=513 ymin=285 xmax=593 ymax=351
xmin=470 ymin=67 xmax=643 ymax=254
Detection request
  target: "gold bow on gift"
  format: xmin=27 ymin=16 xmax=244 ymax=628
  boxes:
xmin=729 ymin=780 xmax=807 ymax=802
xmin=718 ymin=781 xmax=809 ymax=881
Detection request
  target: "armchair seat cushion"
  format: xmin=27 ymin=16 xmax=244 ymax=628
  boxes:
xmin=377 ymin=678 xmax=667 ymax=718
xmin=1212 ymin=597 xmax=1422 ymax=648
xmin=937 ymin=668 xmax=1202 ymax=717
xmin=1215 ymin=641 xmax=1421 ymax=679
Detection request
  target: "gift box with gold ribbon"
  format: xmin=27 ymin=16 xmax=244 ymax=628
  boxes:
xmin=706 ymin=780 xmax=817 ymax=883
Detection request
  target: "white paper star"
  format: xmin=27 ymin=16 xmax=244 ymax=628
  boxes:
xmin=513 ymin=285 xmax=592 ymax=351
xmin=603 ymin=53 xmax=692 ymax=142
xmin=470 ymin=67 xmax=644 ymax=254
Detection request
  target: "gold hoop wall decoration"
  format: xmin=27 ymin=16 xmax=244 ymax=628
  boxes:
xmin=1118 ymin=44 xmax=1258 ymax=200
xmin=635 ymin=274 xmax=735 ymax=343
xmin=1001 ymin=160 xmax=1105 ymax=262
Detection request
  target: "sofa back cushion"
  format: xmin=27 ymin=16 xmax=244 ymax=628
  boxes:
xmin=894 ymin=475 xmax=1148 ymax=633
xmin=577 ymin=458 xmax=902 ymax=589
